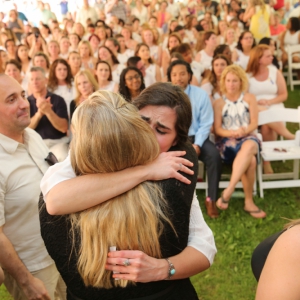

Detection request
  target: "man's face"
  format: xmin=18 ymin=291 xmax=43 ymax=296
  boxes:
xmin=0 ymin=75 xmax=30 ymax=136
xmin=30 ymin=71 xmax=47 ymax=94
xmin=170 ymin=64 xmax=190 ymax=90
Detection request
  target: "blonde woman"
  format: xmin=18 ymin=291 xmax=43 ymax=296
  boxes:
xmin=141 ymin=27 xmax=162 ymax=67
xmin=70 ymin=70 xmax=99 ymax=119
xmin=78 ymin=40 xmax=97 ymax=71
xmin=214 ymin=65 xmax=266 ymax=219
xmin=47 ymin=40 xmax=60 ymax=64
xmin=40 ymin=85 xmax=212 ymax=299
xmin=252 ymin=219 xmax=300 ymax=300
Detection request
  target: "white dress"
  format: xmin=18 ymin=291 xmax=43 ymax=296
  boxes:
xmin=191 ymin=60 xmax=204 ymax=84
xmin=196 ymin=50 xmax=213 ymax=70
xmin=150 ymin=45 xmax=159 ymax=62
xmin=201 ymin=82 xmax=221 ymax=103
xmin=52 ymin=84 xmax=77 ymax=118
xmin=144 ymin=64 xmax=156 ymax=88
xmin=117 ymin=49 xmax=134 ymax=65
xmin=248 ymin=65 xmax=284 ymax=110
xmin=112 ymin=64 xmax=126 ymax=84
xmin=98 ymin=81 xmax=117 ymax=92
xmin=234 ymin=49 xmax=250 ymax=70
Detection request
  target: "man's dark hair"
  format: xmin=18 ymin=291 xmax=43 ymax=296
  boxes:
xmin=133 ymin=82 xmax=192 ymax=147
xmin=171 ymin=43 xmax=192 ymax=55
xmin=127 ymin=56 xmax=141 ymax=67
xmin=167 ymin=60 xmax=193 ymax=84
xmin=173 ymin=25 xmax=184 ymax=32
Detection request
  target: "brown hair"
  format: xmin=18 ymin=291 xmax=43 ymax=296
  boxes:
xmin=48 ymin=58 xmax=73 ymax=91
xmin=246 ymin=45 xmax=270 ymax=76
xmin=133 ymin=82 xmax=192 ymax=147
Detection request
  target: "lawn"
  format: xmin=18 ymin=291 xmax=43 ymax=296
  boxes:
xmin=1 ymin=88 xmax=299 ymax=299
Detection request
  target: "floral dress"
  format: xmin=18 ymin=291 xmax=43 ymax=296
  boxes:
xmin=216 ymin=94 xmax=261 ymax=164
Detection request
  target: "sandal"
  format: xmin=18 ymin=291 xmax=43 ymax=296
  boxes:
xmin=244 ymin=208 xmax=266 ymax=219
xmin=216 ymin=191 xmax=230 ymax=210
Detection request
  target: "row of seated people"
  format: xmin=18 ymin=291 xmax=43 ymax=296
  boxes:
xmin=1 ymin=39 xmax=295 ymax=220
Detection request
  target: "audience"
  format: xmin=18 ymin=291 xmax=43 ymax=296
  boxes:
xmin=0 ymin=1 xmax=296 ymax=298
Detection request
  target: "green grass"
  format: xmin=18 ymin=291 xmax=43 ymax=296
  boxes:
xmin=1 ymin=88 xmax=300 ymax=299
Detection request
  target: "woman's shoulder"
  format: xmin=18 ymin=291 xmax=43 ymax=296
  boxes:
xmin=243 ymin=92 xmax=256 ymax=104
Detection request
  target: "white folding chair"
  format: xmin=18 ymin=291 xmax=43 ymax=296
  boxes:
xmin=286 ymin=45 xmax=300 ymax=91
xmin=257 ymin=107 xmax=300 ymax=198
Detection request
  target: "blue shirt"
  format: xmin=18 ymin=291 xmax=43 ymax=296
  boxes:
xmin=184 ymin=85 xmax=213 ymax=148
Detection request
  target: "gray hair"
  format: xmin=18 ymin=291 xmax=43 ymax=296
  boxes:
xmin=30 ymin=66 xmax=46 ymax=77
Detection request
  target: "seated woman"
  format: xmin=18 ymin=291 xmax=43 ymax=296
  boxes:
xmin=78 ymin=40 xmax=97 ymax=72
xmin=213 ymin=44 xmax=232 ymax=64
xmin=258 ymin=37 xmax=280 ymax=70
xmin=40 ymin=83 xmax=216 ymax=299
xmin=252 ymin=219 xmax=300 ymax=300
xmin=98 ymin=46 xmax=125 ymax=84
xmin=195 ymin=31 xmax=218 ymax=71
xmin=214 ymin=65 xmax=266 ymax=219
xmin=232 ymin=31 xmax=256 ymax=70
xmin=246 ymin=44 xmax=294 ymax=174
xmin=70 ymin=70 xmax=99 ymax=119
xmin=161 ymin=33 xmax=182 ymax=76
xmin=48 ymin=58 xmax=76 ymax=118
xmin=95 ymin=60 xmax=119 ymax=92
xmin=279 ymin=17 xmax=300 ymax=67
xmin=32 ymin=51 xmax=50 ymax=77
xmin=119 ymin=67 xmax=146 ymax=102
xmin=5 ymin=59 xmax=28 ymax=95
xmin=224 ymin=27 xmax=238 ymax=52
xmin=135 ymin=43 xmax=162 ymax=84
xmin=201 ymin=54 xmax=231 ymax=104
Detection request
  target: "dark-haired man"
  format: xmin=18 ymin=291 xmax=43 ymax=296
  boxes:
xmin=167 ymin=60 xmax=222 ymax=218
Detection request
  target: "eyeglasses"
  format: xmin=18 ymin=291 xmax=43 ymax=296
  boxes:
xmin=125 ymin=74 xmax=141 ymax=82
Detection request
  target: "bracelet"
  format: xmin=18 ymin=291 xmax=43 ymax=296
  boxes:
xmin=164 ymin=258 xmax=176 ymax=280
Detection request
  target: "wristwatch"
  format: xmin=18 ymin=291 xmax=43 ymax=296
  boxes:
xmin=165 ymin=258 xmax=176 ymax=280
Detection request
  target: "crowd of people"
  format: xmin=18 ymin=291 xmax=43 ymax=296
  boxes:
xmin=0 ymin=0 xmax=299 ymax=299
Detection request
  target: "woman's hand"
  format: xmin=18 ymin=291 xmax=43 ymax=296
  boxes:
xmin=105 ymin=250 xmax=168 ymax=282
xmin=257 ymin=99 xmax=269 ymax=106
xmin=146 ymin=151 xmax=194 ymax=184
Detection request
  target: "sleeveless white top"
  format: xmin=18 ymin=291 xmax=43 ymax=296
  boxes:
xmin=117 ymin=49 xmax=134 ymax=65
xmin=197 ymin=50 xmax=213 ymax=70
xmin=150 ymin=45 xmax=159 ymax=62
xmin=53 ymin=84 xmax=77 ymax=117
xmin=98 ymin=81 xmax=116 ymax=92
xmin=248 ymin=65 xmax=284 ymax=110
xmin=201 ymin=82 xmax=221 ymax=103
xmin=112 ymin=64 xmax=126 ymax=84
xmin=191 ymin=60 xmax=204 ymax=84
xmin=222 ymin=94 xmax=250 ymax=130
xmin=144 ymin=64 xmax=156 ymax=87
xmin=234 ymin=49 xmax=250 ymax=70
xmin=284 ymin=30 xmax=300 ymax=46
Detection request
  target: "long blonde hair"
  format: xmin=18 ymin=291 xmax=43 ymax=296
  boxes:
xmin=70 ymin=91 xmax=171 ymax=289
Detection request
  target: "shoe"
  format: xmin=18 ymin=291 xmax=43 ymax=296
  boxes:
xmin=205 ymin=197 xmax=219 ymax=218
xmin=216 ymin=191 xmax=230 ymax=210
xmin=244 ymin=208 xmax=266 ymax=219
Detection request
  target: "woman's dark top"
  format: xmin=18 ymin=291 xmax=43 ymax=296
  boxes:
xmin=251 ymin=230 xmax=285 ymax=282
xmin=39 ymin=142 xmax=199 ymax=300
xmin=70 ymin=100 xmax=76 ymax=120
